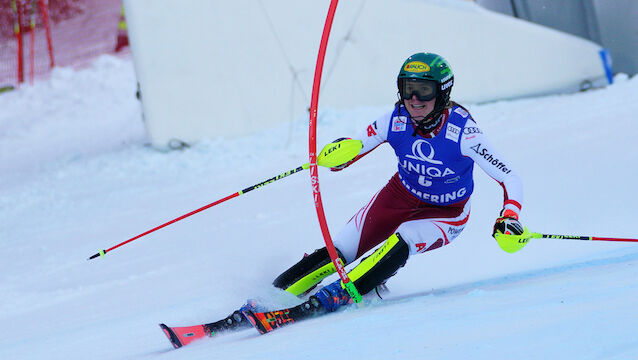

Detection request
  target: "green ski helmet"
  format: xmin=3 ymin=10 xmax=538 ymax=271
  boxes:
xmin=397 ymin=52 xmax=454 ymax=132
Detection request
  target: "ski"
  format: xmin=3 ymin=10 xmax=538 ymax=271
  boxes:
xmin=241 ymin=296 xmax=327 ymax=334
xmin=159 ymin=323 xmax=212 ymax=349
xmin=160 ymin=287 xmax=388 ymax=346
xmin=159 ymin=300 xmax=260 ymax=348
xmin=240 ymin=284 xmax=389 ymax=335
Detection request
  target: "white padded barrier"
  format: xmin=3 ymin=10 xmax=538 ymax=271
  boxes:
xmin=123 ymin=0 xmax=608 ymax=149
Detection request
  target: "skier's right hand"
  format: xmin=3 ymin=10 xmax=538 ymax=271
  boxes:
xmin=330 ymin=160 xmax=355 ymax=172
xmin=327 ymin=137 xmax=359 ymax=171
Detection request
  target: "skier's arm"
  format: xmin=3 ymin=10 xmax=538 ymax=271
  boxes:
xmin=330 ymin=112 xmax=390 ymax=171
xmin=460 ymin=122 xmax=523 ymax=219
xmin=460 ymin=122 xmax=527 ymax=253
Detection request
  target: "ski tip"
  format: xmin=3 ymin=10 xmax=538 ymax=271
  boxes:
xmin=159 ymin=323 xmax=183 ymax=349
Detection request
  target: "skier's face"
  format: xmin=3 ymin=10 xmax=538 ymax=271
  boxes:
xmin=404 ymin=94 xmax=436 ymax=120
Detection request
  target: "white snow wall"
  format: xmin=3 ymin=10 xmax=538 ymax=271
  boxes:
xmin=123 ymin=0 xmax=609 ymax=149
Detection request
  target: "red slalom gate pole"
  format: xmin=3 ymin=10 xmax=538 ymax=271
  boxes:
xmin=308 ymin=0 xmax=362 ymax=303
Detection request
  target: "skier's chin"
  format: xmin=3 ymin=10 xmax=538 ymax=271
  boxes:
xmin=407 ymin=107 xmax=432 ymax=121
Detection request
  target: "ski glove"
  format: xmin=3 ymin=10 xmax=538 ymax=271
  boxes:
xmin=330 ymin=159 xmax=356 ymax=172
xmin=492 ymin=209 xmax=530 ymax=254
xmin=492 ymin=209 xmax=524 ymax=237
xmin=329 ymin=137 xmax=357 ymax=172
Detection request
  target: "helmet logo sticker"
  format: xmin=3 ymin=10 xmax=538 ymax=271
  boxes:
xmin=403 ymin=61 xmax=430 ymax=73
xmin=441 ymin=79 xmax=454 ymax=91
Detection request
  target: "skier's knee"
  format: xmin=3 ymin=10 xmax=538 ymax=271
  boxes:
xmin=397 ymin=220 xmax=461 ymax=255
xmin=273 ymin=247 xmax=346 ymax=296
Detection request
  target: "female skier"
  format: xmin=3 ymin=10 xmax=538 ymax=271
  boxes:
xmin=272 ymin=52 xmax=527 ymax=311
xmin=160 ymin=52 xmax=530 ymax=347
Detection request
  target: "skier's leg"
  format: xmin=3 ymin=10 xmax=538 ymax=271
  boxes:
xmin=273 ymin=174 xmax=451 ymax=299
xmin=272 ymin=192 xmax=400 ymax=297
xmin=273 ymin=178 xmax=404 ymax=296
xmin=346 ymin=233 xmax=410 ymax=295
xmin=314 ymin=202 xmax=471 ymax=311
xmin=395 ymin=203 xmax=470 ymax=255
xmin=313 ymin=233 xmax=409 ymax=311
xmin=271 ymin=193 xmax=391 ymax=297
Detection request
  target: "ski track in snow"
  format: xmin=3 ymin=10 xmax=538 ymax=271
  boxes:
xmin=1 ymin=56 xmax=638 ymax=359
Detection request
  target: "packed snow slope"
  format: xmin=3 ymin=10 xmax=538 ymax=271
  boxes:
xmin=1 ymin=56 xmax=638 ymax=359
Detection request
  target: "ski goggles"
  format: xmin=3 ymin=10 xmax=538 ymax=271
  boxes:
xmin=399 ymin=78 xmax=438 ymax=101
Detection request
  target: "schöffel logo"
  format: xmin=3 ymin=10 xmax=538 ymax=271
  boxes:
xmin=470 ymin=143 xmax=512 ymax=174
xmin=404 ymin=61 xmax=430 ymax=73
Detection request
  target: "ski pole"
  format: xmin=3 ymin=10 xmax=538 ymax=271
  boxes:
xmin=87 ymin=139 xmax=362 ymax=260
xmin=530 ymin=232 xmax=638 ymax=243
xmin=495 ymin=229 xmax=638 ymax=254
xmin=88 ymin=165 xmax=306 ymax=260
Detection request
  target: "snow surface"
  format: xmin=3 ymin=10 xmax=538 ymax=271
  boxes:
xmin=1 ymin=55 xmax=638 ymax=359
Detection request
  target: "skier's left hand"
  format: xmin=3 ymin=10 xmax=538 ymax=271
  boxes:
xmin=492 ymin=209 xmax=530 ymax=253
xmin=492 ymin=210 xmax=524 ymax=237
